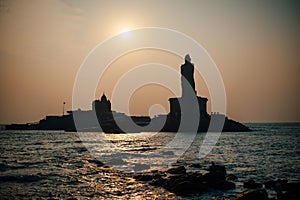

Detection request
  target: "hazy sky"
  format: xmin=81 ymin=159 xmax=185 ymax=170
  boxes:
xmin=0 ymin=0 xmax=299 ymax=124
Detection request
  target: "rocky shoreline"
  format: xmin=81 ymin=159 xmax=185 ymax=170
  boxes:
xmin=1 ymin=154 xmax=299 ymax=199
xmin=120 ymin=161 xmax=299 ymax=200
xmin=85 ymin=157 xmax=300 ymax=199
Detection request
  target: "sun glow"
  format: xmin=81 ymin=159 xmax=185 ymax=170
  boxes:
xmin=120 ymin=28 xmax=130 ymax=33
xmin=119 ymin=27 xmax=131 ymax=39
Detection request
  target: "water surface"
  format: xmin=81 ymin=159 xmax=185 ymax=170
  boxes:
xmin=0 ymin=123 xmax=299 ymax=199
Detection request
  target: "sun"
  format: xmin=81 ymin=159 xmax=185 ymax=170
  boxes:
xmin=119 ymin=27 xmax=132 ymax=39
xmin=120 ymin=28 xmax=130 ymax=33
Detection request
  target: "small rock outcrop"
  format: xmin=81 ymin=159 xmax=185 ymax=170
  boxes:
xmin=166 ymin=166 xmax=186 ymax=174
xmin=236 ymin=188 xmax=269 ymax=200
xmin=87 ymin=159 xmax=104 ymax=167
xmin=226 ymin=174 xmax=238 ymax=181
xmin=203 ymin=162 xmax=235 ymax=190
xmin=243 ymin=180 xmax=263 ymax=189
xmin=133 ymin=162 xmax=235 ymax=196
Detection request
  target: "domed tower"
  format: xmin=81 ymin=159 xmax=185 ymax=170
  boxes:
xmin=92 ymin=93 xmax=112 ymax=113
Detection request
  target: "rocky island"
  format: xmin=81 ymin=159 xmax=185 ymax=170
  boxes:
xmin=6 ymin=54 xmax=250 ymax=133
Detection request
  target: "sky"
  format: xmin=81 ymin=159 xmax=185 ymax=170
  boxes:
xmin=0 ymin=0 xmax=299 ymax=124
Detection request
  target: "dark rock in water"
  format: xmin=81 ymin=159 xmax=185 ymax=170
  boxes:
xmin=133 ymin=173 xmax=153 ymax=181
xmin=226 ymin=174 xmax=238 ymax=181
xmin=87 ymin=159 xmax=104 ymax=167
xmin=166 ymin=166 xmax=186 ymax=174
xmin=264 ymin=180 xmax=275 ymax=189
xmin=186 ymin=171 xmax=203 ymax=184
xmin=236 ymin=189 xmax=269 ymax=200
xmin=188 ymin=163 xmax=202 ymax=168
xmin=208 ymin=162 xmax=226 ymax=175
xmin=170 ymin=180 xmax=194 ymax=195
xmin=165 ymin=174 xmax=185 ymax=188
xmin=202 ymin=162 xmax=235 ymax=191
xmin=277 ymin=178 xmax=288 ymax=185
xmin=281 ymin=182 xmax=300 ymax=200
xmin=203 ymin=170 xmax=226 ymax=182
xmin=176 ymin=160 xmax=186 ymax=164
xmin=210 ymin=180 xmax=236 ymax=190
xmin=225 ymin=181 xmax=236 ymax=190
xmin=243 ymin=180 xmax=263 ymax=189
xmin=132 ymin=162 xmax=238 ymax=196
xmin=204 ymin=162 xmax=227 ymax=182
xmin=134 ymin=170 xmax=162 ymax=182
xmin=133 ymin=163 xmax=150 ymax=172
xmin=165 ymin=174 xmax=206 ymax=195
xmin=151 ymin=176 xmax=165 ymax=186
xmin=264 ymin=179 xmax=288 ymax=189
xmin=167 ymin=172 xmax=210 ymax=195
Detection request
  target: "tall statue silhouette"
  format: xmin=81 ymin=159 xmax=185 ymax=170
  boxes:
xmin=181 ymin=54 xmax=196 ymax=97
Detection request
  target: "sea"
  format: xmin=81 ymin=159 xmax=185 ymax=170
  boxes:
xmin=0 ymin=123 xmax=299 ymax=199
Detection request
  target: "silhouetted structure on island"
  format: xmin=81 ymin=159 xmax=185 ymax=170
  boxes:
xmin=6 ymin=54 xmax=250 ymax=132
xmin=169 ymin=55 xmax=208 ymax=117
xmin=164 ymin=55 xmax=209 ymax=131
xmin=92 ymin=94 xmax=150 ymax=132
xmin=6 ymin=93 xmax=151 ymax=133
xmin=151 ymin=54 xmax=250 ymax=132
xmin=93 ymin=94 xmax=111 ymax=112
